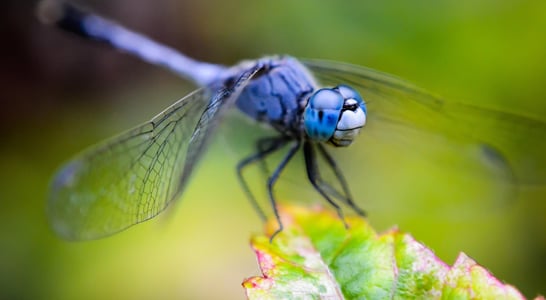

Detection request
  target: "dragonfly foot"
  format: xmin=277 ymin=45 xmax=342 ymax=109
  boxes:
xmin=269 ymin=226 xmax=283 ymax=243
xmin=341 ymin=217 xmax=350 ymax=229
xmin=352 ymin=205 xmax=367 ymax=217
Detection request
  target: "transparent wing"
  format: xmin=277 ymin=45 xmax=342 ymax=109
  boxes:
xmin=48 ymin=66 xmax=260 ymax=240
xmin=304 ymin=59 xmax=546 ymax=185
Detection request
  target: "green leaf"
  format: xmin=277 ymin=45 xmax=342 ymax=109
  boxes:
xmin=243 ymin=205 xmax=541 ymax=300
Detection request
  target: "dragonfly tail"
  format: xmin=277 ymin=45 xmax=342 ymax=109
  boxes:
xmin=36 ymin=0 xmax=226 ymax=86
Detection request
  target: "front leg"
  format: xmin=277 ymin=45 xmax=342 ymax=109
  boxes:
xmin=303 ymin=141 xmax=347 ymax=226
xmin=317 ymin=144 xmax=366 ymax=217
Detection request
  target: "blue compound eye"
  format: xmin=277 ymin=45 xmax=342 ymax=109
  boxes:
xmin=337 ymin=84 xmax=366 ymax=114
xmin=308 ymin=88 xmax=344 ymax=110
xmin=304 ymin=88 xmax=344 ymax=141
xmin=337 ymin=84 xmax=361 ymax=101
xmin=304 ymin=85 xmax=367 ymax=146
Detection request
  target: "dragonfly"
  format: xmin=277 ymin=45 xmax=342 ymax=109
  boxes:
xmin=40 ymin=1 xmax=546 ymax=241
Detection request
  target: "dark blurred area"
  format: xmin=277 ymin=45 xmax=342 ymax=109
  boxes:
xmin=2 ymin=0 xmax=214 ymax=132
xmin=1 ymin=0 xmax=545 ymax=299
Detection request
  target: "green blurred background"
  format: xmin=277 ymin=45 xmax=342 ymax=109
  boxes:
xmin=1 ymin=0 xmax=545 ymax=299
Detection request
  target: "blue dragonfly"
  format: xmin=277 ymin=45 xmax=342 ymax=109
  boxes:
xmin=40 ymin=1 xmax=546 ymax=241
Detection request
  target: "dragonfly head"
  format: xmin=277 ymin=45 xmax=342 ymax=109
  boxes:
xmin=303 ymin=84 xmax=367 ymax=147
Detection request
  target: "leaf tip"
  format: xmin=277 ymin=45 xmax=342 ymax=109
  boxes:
xmin=243 ymin=204 xmax=537 ymax=299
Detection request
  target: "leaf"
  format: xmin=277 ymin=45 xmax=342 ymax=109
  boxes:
xmin=243 ymin=205 xmax=542 ymax=300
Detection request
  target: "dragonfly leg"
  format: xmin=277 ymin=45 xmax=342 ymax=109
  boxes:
xmin=237 ymin=136 xmax=289 ymax=221
xmin=267 ymin=140 xmax=301 ymax=242
xmin=255 ymin=137 xmax=280 ymax=177
xmin=317 ymin=144 xmax=366 ymax=217
xmin=303 ymin=142 xmax=348 ymax=227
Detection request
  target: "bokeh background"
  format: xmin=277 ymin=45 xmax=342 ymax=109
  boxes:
xmin=2 ymin=0 xmax=545 ymax=299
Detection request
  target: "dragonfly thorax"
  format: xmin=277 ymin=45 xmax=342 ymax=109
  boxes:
xmin=234 ymin=56 xmax=317 ymax=136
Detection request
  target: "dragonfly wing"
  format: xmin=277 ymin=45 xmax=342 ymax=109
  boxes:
xmin=304 ymin=59 xmax=546 ymax=185
xmin=49 ymin=66 xmax=261 ymax=240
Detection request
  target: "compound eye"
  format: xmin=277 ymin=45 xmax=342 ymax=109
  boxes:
xmin=337 ymin=84 xmax=366 ymax=115
xmin=304 ymin=88 xmax=344 ymax=142
xmin=309 ymin=88 xmax=344 ymax=110
xmin=337 ymin=84 xmax=363 ymax=103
